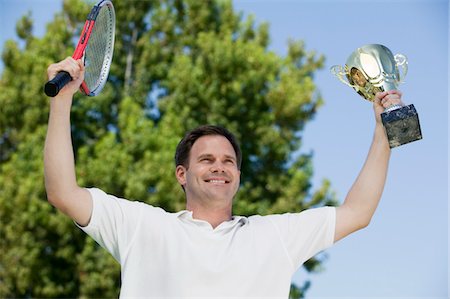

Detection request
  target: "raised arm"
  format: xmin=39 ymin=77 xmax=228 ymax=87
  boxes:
xmin=334 ymin=90 xmax=403 ymax=242
xmin=44 ymin=57 xmax=92 ymax=226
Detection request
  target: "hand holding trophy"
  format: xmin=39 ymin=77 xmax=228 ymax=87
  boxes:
xmin=331 ymin=44 xmax=422 ymax=148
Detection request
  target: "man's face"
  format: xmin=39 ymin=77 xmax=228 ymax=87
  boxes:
xmin=176 ymin=135 xmax=241 ymax=205
xmin=352 ymin=69 xmax=367 ymax=87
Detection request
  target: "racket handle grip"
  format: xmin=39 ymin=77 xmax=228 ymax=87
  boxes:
xmin=44 ymin=71 xmax=72 ymax=97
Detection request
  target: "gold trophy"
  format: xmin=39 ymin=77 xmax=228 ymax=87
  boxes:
xmin=331 ymin=44 xmax=422 ymax=148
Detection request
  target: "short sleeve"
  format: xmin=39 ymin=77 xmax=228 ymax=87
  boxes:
xmin=76 ymin=188 xmax=143 ymax=263
xmin=269 ymin=207 xmax=336 ymax=270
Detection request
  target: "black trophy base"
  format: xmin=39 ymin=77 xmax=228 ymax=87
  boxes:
xmin=381 ymin=104 xmax=422 ymax=148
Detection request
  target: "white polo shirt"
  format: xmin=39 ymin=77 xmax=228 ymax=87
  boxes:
xmin=79 ymin=188 xmax=336 ymax=298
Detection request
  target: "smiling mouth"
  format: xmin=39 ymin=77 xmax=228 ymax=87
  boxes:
xmin=204 ymin=179 xmax=230 ymax=184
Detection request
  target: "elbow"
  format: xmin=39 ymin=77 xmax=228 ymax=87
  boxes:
xmin=348 ymin=211 xmax=372 ymax=233
xmin=45 ymin=184 xmax=68 ymax=211
xmin=46 ymin=190 xmax=63 ymax=208
xmin=45 ymin=181 xmax=58 ymax=204
xmin=359 ymin=220 xmax=370 ymax=230
xmin=357 ymin=216 xmax=372 ymax=230
xmin=46 ymin=191 xmax=72 ymax=216
xmin=44 ymin=175 xmax=73 ymax=206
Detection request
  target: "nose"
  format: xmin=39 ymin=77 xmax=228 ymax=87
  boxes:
xmin=209 ymin=161 xmax=225 ymax=173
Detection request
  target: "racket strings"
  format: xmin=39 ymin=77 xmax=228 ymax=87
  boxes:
xmin=84 ymin=4 xmax=115 ymax=95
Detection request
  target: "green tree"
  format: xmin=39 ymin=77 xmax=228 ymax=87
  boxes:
xmin=0 ymin=0 xmax=336 ymax=297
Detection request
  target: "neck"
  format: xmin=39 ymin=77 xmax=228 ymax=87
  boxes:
xmin=186 ymin=200 xmax=232 ymax=228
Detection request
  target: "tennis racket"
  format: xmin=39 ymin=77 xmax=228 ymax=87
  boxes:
xmin=44 ymin=0 xmax=115 ymax=97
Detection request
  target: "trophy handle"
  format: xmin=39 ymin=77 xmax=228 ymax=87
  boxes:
xmin=394 ymin=53 xmax=408 ymax=83
xmin=330 ymin=65 xmax=354 ymax=88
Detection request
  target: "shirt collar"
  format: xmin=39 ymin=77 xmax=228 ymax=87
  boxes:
xmin=174 ymin=210 xmax=248 ymax=229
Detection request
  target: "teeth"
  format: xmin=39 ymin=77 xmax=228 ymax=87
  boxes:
xmin=208 ymin=180 xmax=226 ymax=184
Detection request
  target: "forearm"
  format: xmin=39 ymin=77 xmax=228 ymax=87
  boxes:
xmin=343 ymin=124 xmax=391 ymax=226
xmin=334 ymin=91 xmax=402 ymax=242
xmin=44 ymin=95 xmax=79 ymax=204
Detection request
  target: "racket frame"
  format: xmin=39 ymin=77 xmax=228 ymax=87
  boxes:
xmin=76 ymin=0 xmax=115 ymax=96
xmin=44 ymin=0 xmax=115 ymax=97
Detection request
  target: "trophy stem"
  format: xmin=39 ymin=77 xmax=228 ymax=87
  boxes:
xmin=384 ymin=104 xmax=403 ymax=113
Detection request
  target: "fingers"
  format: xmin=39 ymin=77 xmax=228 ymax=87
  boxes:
xmin=387 ymin=89 xmax=402 ymax=97
xmin=47 ymin=57 xmax=85 ymax=96
xmin=374 ymin=90 xmax=404 ymax=109
xmin=47 ymin=57 xmax=84 ymax=81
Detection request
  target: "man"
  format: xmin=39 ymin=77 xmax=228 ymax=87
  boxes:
xmin=44 ymin=57 xmax=403 ymax=297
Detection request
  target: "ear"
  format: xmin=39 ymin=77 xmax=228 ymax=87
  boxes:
xmin=175 ymin=165 xmax=187 ymax=186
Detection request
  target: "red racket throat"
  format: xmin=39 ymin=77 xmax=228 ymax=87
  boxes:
xmin=74 ymin=20 xmax=94 ymax=95
xmin=73 ymin=21 xmax=94 ymax=60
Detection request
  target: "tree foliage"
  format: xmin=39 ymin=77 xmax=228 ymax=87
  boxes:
xmin=0 ymin=0 xmax=336 ymax=297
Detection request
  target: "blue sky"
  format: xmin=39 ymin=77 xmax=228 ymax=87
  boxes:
xmin=1 ymin=0 xmax=448 ymax=298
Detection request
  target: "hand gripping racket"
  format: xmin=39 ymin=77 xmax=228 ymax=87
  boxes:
xmin=44 ymin=0 xmax=115 ymax=97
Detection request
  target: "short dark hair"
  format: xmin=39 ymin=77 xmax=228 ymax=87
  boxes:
xmin=175 ymin=125 xmax=242 ymax=169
